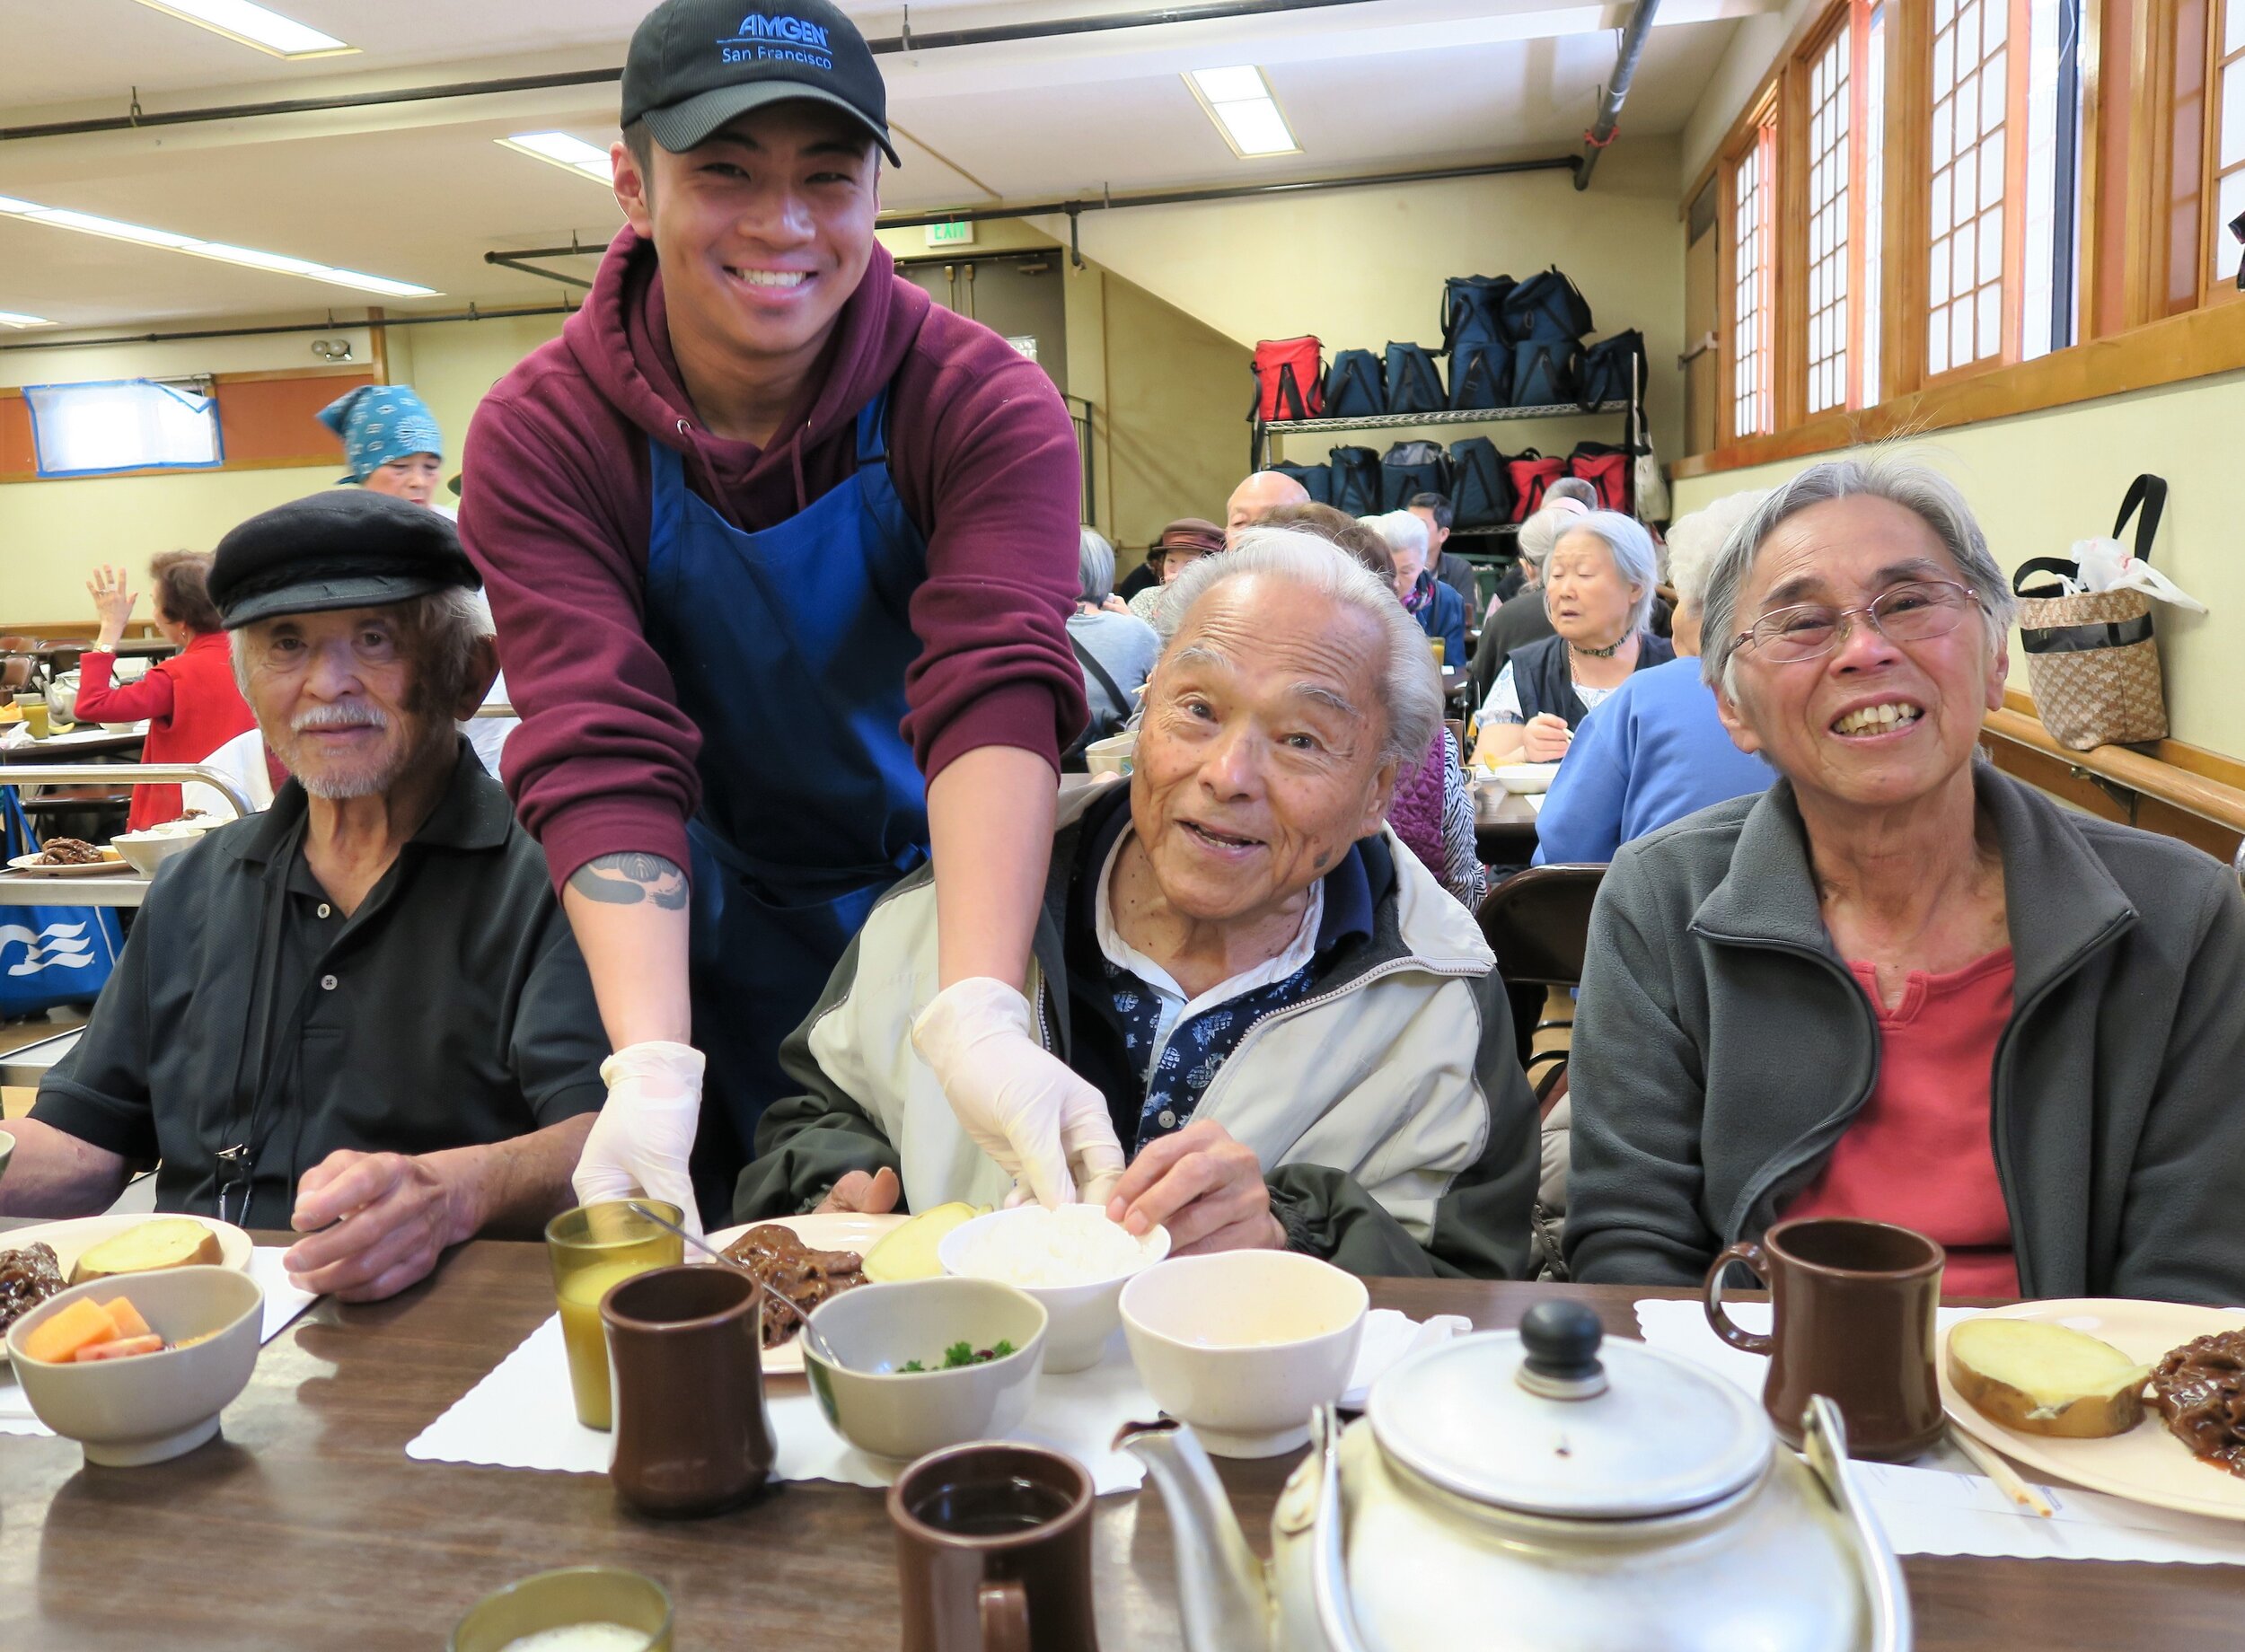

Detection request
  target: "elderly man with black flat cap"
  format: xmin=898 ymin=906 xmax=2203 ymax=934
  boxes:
xmin=1 ymin=492 xmax=609 ymax=1303
xmin=462 ymin=0 xmax=1109 ymax=1236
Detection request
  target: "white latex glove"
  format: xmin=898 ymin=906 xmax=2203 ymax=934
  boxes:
xmin=574 ymin=1041 xmax=708 ymax=1239
xmin=911 ymin=977 xmax=1126 ymax=1209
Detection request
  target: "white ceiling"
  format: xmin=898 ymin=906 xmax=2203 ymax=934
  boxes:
xmin=0 ymin=0 xmax=1765 ymax=331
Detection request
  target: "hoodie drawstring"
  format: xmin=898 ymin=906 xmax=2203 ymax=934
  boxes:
xmin=788 ymin=435 xmax=808 ymax=515
xmin=674 ymin=417 xmax=748 ymax=533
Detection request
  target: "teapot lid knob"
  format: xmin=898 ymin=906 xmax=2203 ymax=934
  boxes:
xmin=1516 ymin=1299 xmax=1608 ymax=1401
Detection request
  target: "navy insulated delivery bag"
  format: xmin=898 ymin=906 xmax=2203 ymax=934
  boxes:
xmin=1325 ymin=351 xmax=1386 ymax=417
xmin=1511 ymin=339 xmax=1584 ymax=408
xmin=1579 ymin=330 xmax=1646 ymax=407
xmin=1441 ymin=274 xmax=1517 ymax=353
xmin=1266 ymin=461 xmax=1333 ymax=505
xmin=1250 ymin=336 xmax=1324 ymax=423
xmin=1502 ymin=266 xmax=1595 ymax=343
xmin=1448 ymin=340 xmax=1510 ymax=410
xmin=1380 ymin=440 xmax=1450 ymax=512
xmin=1328 ymin=445 xmax=1383 ymax=516
xmin=1383 ymin=343 xmax=1446 ymax=416
xmin=0 ymin=789 xmax=124 ymax=1015
xmin=1448 ymin=437 xmax=1514 ymax=530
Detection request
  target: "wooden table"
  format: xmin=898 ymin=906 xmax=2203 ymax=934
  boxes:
xmin=1 ymin=1239 xmax=2237 ymax=1649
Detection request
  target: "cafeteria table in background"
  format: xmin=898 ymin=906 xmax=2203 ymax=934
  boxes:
xmin=0 ymin=1227 xmax=2234 ymax=1651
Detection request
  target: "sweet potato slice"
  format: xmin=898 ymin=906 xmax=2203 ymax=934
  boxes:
xmin=75 ymin=1333 xmax=164 ymax=1362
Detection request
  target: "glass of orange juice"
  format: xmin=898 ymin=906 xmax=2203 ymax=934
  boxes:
xmin=1429 ymin=637 xmax=1445 ymax=668
xmin=545 ymin=1201 xmax=683 ymax=1431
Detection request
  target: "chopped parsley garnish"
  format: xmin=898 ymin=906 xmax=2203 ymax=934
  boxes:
xmin=898 ymin=1339 xmax=1018 ymax=1375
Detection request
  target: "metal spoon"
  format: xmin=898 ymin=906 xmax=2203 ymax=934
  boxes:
xmin=623 ymin=1201 xmax=848 ymax=1370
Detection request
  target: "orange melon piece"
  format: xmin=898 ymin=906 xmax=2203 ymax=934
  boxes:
xmin=21 ymin=1297 xmax=120 ymax=1364
xmin=101 ymin=1297 xmax=153 ymax=1340
xmin=75 ymin=1334 xmax=164 ymax=1362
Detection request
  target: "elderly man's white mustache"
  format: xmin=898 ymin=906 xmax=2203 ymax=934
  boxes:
xmin=292 ymin=703 xmax=390 ymax=734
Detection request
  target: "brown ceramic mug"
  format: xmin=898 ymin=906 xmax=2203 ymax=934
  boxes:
xmin=600 ymin=1264 xmax=775 ymax=1517
xmin=888 ymin=1442 xmax=1099 ymax=1652
xmin=1703 ymin=1217 xmax=1946 ymax=1461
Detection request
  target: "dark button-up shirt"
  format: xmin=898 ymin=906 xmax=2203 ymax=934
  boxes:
xmin=34 ymin=743 xmax=606 ymax=1228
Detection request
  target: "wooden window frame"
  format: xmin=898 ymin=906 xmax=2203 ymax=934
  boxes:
xmin=1676 ymin=0 xmax=2245 ymax=481
xmin=1722 ymin=95 xmax=1782 ymax=444
xmin=2204 ymin=0 xmax=2245 ymax=303
xmin=1800 ymin=10 xmax=1871 ymax=414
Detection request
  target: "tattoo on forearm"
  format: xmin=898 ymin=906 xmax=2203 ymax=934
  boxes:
xmin=570 ymin=852 xmax=689 ymax=910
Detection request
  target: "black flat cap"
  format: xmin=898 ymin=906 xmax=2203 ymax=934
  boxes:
xmin=209 ymin=490 xmax=480 ymax=629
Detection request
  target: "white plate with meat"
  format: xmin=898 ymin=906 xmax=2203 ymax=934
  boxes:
xmin=705 ymin=1212 xmax=906 ymax=1374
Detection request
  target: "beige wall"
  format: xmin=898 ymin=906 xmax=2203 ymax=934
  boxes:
xmin=1668 ymin=370 xmax=2245 ymax=754
xmin=0 ymin=307 xmax=571 ymax=626
xmin=1046 ymin=139 xmax=1688 ymax=471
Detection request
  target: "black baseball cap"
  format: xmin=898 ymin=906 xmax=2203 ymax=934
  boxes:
xmin=209 ymin=491 xmax=480 ymax=630
xmin=623 ymin=0 xmax=900 ymax=166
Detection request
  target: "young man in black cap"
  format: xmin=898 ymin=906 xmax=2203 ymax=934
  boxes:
xmin=4 ymin=493 xmax=609 ymax=1302
xmin=461 ymin=0 xmax=1119 ymax=1234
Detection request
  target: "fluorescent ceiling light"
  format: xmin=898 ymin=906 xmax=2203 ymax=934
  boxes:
xmin=131 ymin=0 xmax=354 ymax=58
xmin=498 ymin=132 xmax=614 ymax=185
xmin=1185 ymin=66 xmax=1301 ymax=159
xmin=0 ymin=197 xmax=436 ymax=298
xmin=0 ymin=312 xmax=54 ymax=329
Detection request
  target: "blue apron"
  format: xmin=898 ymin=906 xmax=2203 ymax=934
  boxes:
xmin=642 ymin=385 xmax=929 ymax=1215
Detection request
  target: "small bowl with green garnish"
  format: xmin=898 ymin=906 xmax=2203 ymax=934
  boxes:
xmin=802 ymin=1276 xmax=1048 ymax=1461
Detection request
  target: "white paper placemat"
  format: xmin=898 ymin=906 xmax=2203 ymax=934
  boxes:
xmin=1633 ymin=1297 xmax=2245 ymax=1566
xmin=0 ymin=1245 xmax=321 ymax=1438
xmin=406 ymin=1305 xmax=1468 ymax=1494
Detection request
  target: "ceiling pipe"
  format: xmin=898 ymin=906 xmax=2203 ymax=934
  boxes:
xmin=1575 ymin=0 xmax=1663 ymax=189
xmin=484 ymin=154 xmax=1580 ymax=286
xmin=0 ymin=302 xmax=579 ymax=352
xmin=0 ymin=0 xmax=1386 ymax=143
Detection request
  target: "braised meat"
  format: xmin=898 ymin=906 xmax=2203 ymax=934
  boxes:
xmin=33 ymin=839 xmax=101 ymax=866
xmin=0 ymin=1243 xmax=66 ymax=1334
xmin=2149 ymin=1328 xmax=2245 ymax=1479
xmin=721 ymin=1224 xmax=867 ymax=1349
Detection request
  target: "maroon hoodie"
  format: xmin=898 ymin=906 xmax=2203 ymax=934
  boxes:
xmin=460 ymin=228 xmax=1087 ymax=889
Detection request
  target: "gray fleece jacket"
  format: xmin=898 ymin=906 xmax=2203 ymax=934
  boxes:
xmin=1565 ymin=766 xmax=2245 ymax=1305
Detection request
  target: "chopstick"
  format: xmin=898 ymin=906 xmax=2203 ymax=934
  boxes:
xmin=1948 ymin=1423 xmax=2054 ymax=1516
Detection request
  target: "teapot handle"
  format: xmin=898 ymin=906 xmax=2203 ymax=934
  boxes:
xmin=1307 ymin=1405 xmax=1378 ymax=1652
xmin=1800 ymin=1396 xmax=1913 ymax=1652
xmin=1703 ymin=1240 xmax=1776 ymax=1355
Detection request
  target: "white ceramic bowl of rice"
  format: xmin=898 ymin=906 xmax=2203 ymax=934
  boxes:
xmin=938 ymin=1204 xmax=1170 ymax=1374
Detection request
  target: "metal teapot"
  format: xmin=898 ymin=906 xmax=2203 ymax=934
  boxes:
xmin=1118 ymin=1299 xmax=1909 ymax=1652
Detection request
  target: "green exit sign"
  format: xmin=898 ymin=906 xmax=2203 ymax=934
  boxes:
xmin=924 ymin=220 xmax=975 ymax=249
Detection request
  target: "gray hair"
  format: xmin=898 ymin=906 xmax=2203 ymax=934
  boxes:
xmin=1551 ymin=510 xmax=1661 ymax=636
xmin=1364 ymin=509 xmax=1431 ymax=564
xmin=1077 ymin=526 xmax=1116 ymax=605
xmin=1662 ymin=489 xmax=1769 ymax=611
xmin=1516 ymin=497 xmax=1592 ymax=572
xmin=1699 ymin=455 xmax=2016 ymax=690
xmin=232 ymin=586 xmax=494 ymax=713
xmin=1154 ymin=526 xmax=1441 ymax=768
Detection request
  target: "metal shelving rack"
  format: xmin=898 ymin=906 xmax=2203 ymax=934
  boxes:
xmin=1249 ymin=350 xmax=1646 ymax=547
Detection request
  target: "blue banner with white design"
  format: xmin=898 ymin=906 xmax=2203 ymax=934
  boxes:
xmin=0 ymin=788 xmax=125 ymax=1016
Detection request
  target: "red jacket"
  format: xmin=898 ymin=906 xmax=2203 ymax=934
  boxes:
xmin=459 ymin=229 xmax=1087 ymax=888
xmin=74 ymin=632 xmax=258 ymax=830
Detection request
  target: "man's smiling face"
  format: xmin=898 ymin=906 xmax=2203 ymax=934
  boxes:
xmin=616 ymin=100 xmax=878 ymax=371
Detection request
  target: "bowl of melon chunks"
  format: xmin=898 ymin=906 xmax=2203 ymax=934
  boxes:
xmin=1947 ymin=1317 xmax=2153 ymax=1438
xmin=5 ymin=1265 xmax=265 ymax=1465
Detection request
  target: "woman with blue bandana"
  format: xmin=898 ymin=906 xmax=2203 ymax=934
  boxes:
xmin=318 ymin=385 xmax=450 ymax=515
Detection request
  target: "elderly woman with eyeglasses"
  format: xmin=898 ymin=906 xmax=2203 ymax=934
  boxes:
xmin=1565 ymin=456 xmax=2245 ymax=1305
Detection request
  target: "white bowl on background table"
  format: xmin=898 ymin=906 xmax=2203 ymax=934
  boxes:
xmin=1484 ymin=761 xmax=1562 ymax=795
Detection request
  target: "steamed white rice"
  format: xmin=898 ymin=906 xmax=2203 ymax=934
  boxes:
xmin=949 ymin=1203 xmax=1158 ymax=1287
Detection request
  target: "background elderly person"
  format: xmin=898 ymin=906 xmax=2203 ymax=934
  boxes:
xmin=75 ymin=550 xmax=260 ymax=830
xmin=1127 ymin=517 xmax=1228 ymax=624
xmin=1263 ymin=502 xmax=1484 ymax=909
xmin=1223 ymin=467 xmax=1310 ymax=548
xmin=320 ymin=384 xmax=451 ymax=515
xmin=1565 ymin=457 xmax=2245 ymax=1303
xmin=734 ymin=529 xmax=1538 ymax=1278
xmin=1467 ymin=479 xmax=1598 ymax=707
xmin=1532 ymin=492 xmax=1774 ymax=865
xmin=1066 ymin=526 xmax=1160 ymax=755
xmin=5 ymin=492 xmax=609 ymax=1303
xmin=1369 ymin=508 xmax=1466 ymax=670
xmin=1472 ymin=512 xmax=1674 ymax=768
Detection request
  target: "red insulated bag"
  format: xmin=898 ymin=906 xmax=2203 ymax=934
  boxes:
xmin=1508 ymin=450 xmax=1566 ymax=521
xmin=1251 ymin=337 xmax=1325 ymax=422
xmin=1567 ymin=442 xmax=1632 ymax=512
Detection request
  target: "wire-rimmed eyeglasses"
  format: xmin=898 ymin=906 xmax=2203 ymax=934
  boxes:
xmin=1730 ymin=579 xmax=1984 ymax=664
